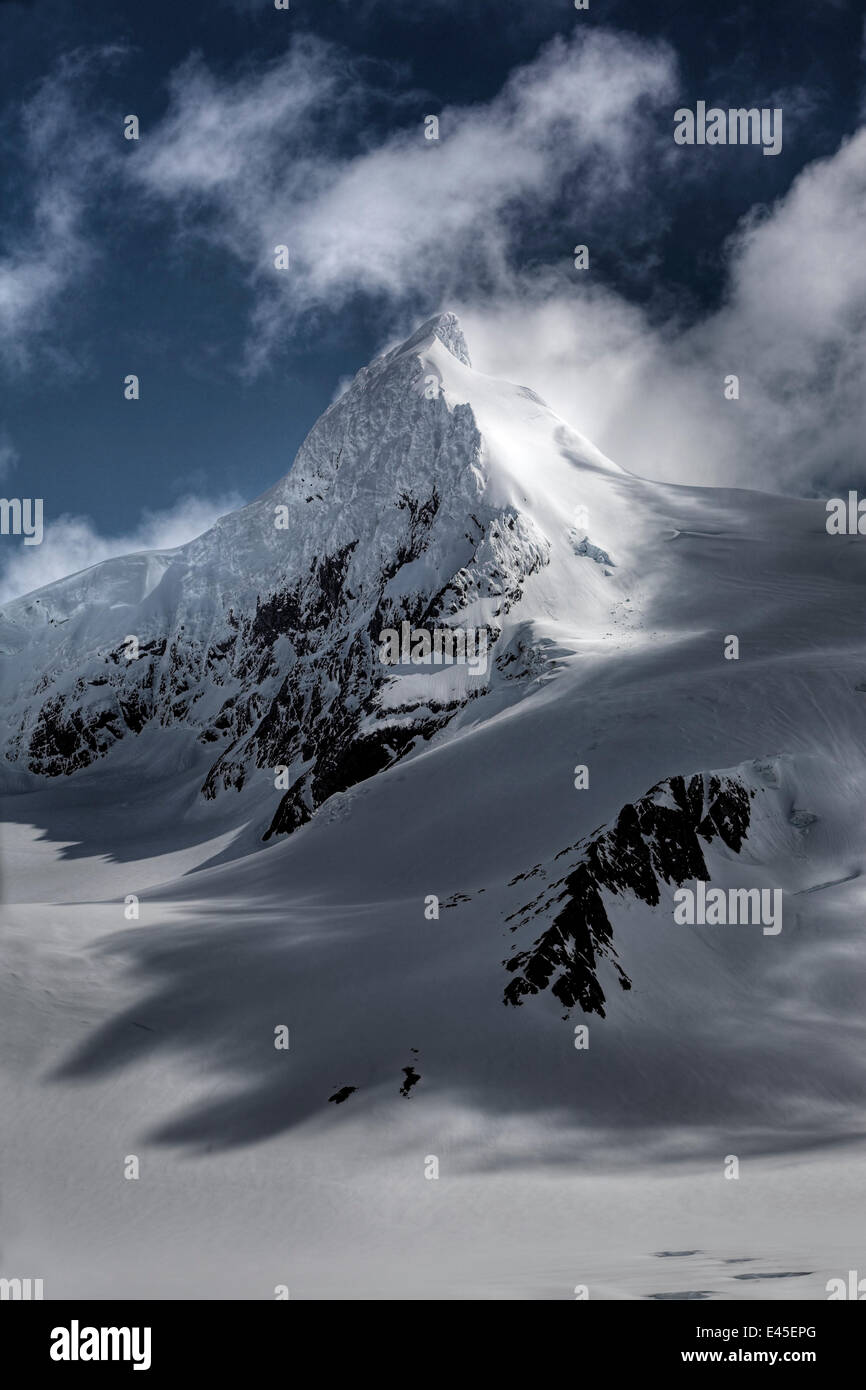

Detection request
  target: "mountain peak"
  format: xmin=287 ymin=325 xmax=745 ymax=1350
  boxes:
xmin=388 ymin=311 xmax=471 ymax=368
xmin=0 ymin=306 xmax=627 ymax=825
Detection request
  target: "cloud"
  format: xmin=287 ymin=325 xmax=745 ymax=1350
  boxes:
xmin=0 ymin=492 xmax=243 ymax=603
xmin=3 ymin=22 xmax=861 ymax=503
xmin=0 ymin=47 xmax=123 ymax=370
xmin=126 ymin=21 xmax=866 ymax=495
xmin=130 ymin=27 xmax=677 ymax=373
xmin=457 ymin=124 xmax=866 ymax=497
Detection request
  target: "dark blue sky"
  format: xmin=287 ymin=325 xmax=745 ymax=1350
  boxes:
xmin=0 ymin=0 xmax=863 ymax=573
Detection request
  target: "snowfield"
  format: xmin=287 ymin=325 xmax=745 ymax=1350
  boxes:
xmin=1 ymin=314 xmax=865 ymax=1299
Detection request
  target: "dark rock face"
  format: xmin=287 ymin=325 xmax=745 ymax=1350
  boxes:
xmin=399 ymin=1066 xmax=421 ymax=1098
xmin=504 ymin=771 xmax=754 ymax=1016
xmin=9 ymin=486 xmax=544 ymax=832
xmin=263 ymin=703 xmax=460 ymax=839
xmin=328 ymin=1086 xmax=357 ymax=1105
xmin=201 ymin=504 xmax=546 ymax=838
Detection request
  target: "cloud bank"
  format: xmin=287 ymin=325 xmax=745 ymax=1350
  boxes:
xmin=124 ymin=25 xmax=866 ymax=496
xmin=459 ymin=126 xmax=866 ymax=495
xmin=129 ymin=28 xmax=677 ymax=373
xmin=1 ymin=16 xmax=864 ymax=595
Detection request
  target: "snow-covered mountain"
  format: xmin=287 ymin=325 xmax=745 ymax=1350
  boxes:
xmin=0 ymin=311 xmax=647 ymax=837
xmin=3 ymin=312 xmax=866 ymax=1298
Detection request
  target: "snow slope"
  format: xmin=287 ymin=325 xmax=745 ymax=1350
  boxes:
xmin=2 ymin=313 xmax=866 ymax=1299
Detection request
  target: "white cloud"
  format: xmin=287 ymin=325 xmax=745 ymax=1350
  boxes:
xmin=458 ymin=125 xmax=866 ymax=496
xmin=130 ymin=28 xmax=677 ymax=373
xmin=133 ymin=25 xmax=866 ymax=497
xmin=3 ymin=24 xmax=862 ymax=505
xmin=0 ymin=492 xmax=243 ymax=603
xmin=0 ymin=48 xmax=123 ymax=370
